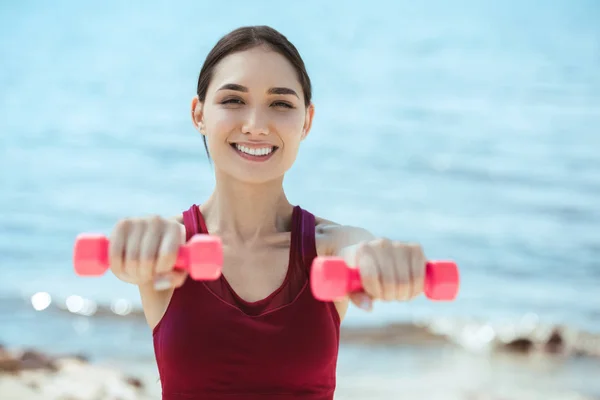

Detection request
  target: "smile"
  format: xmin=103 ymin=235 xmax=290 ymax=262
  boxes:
xmin=230 ymin=143 xmax=279 ymax=162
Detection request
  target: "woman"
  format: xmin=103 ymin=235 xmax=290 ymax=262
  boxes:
xmin=108 ymin=25 xmax=429 ymax=400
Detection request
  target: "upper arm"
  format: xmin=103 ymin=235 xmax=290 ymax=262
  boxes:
xmin=314 ymin=217 xmax=375 ymax=321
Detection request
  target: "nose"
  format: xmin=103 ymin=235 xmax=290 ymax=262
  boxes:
xmin=241 ymin=108 xmax=270 ymax=136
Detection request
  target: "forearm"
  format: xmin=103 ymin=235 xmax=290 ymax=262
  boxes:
xmin=332 ymin=226 xmax=377 ymax=259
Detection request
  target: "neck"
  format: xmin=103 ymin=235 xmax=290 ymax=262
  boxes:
xmin=201 ymin=169 xmax=294 ymax=244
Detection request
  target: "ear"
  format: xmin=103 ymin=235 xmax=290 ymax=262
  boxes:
xmin=191 ymin=96 xmax=205 ymax=135
xmin=301 ymin=103 xmax=315 ymax=141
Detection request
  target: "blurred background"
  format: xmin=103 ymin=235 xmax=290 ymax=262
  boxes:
xmin=1 ymin=0 xmax=599 ymax=399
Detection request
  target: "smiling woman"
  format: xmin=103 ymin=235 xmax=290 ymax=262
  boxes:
xmin=192 ymin=40 xmax=314 ymax=184
xmin=103 ymin=25 xmax=440 ymax=400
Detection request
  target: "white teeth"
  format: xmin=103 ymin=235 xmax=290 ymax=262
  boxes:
xmin=235 ymin=144 xmax=274 ymax=156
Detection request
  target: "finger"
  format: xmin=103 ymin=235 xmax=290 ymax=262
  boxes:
xmin=124 ymin=220 xmax=145 ymax=281
xmin=138 ymin=216 xmax=162 ymax=284
xmin=155 ymin=222 xmax=184 ymax=276
xmin=170 ymin=270 xmax=188 ymax=288
xmin=152 ymin=270 xmax=188 ymax=291
xmin=375 ymin=239 xmax=397 ymax=302
xmin=409 ymin=244 xmax=426 ymax=299
xmin=356 ymin=243 xmax=383 ymax=300
xmin=393 ymin=244 xmax=412 ymax=301
xmin=349 ymin=292 xmax=373 ymax=312
xmin=108 ymin=219 xmax=129 ymax=279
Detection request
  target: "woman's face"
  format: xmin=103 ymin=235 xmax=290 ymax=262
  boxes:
xmin=193 ymin=46 xmax=314 ymax=184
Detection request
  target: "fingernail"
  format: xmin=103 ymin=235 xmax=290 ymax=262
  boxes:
xmin=153 ymin=277 xmax=172 ymax=291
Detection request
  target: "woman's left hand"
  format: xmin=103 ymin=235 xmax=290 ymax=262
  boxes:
xmin=339 ymin=238 xmax=427 ymax=311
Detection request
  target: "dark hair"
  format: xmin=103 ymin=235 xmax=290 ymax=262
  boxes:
xmin=196 ymin=25 xmax=312 ymax=158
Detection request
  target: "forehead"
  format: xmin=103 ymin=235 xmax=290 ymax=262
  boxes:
xmin=208 ymin=47 xmax=303 ymax=95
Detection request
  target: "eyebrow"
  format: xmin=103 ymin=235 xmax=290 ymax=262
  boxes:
xmin=268 ymin=87 xmax=299 ymax=98
xmin=218 ymin=83 xmax=299 ymax=98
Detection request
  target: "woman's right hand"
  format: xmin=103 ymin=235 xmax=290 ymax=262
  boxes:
xmin=108 ymin=216 xmax=188 ymax=290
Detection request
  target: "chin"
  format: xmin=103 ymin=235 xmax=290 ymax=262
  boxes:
xmin=212 ymin=160 xmax=286 ymax=185
xmin=222 ymin=173 xmax=283 ymax=185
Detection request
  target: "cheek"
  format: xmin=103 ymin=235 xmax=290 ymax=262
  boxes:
xmin=205 ymin=108 xmax=239 ymax=138
xmin=274 ymin=111 xmax=305 ymax=142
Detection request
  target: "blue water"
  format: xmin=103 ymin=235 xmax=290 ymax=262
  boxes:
xmin=1 ymin=0 xmax=599 ymax=357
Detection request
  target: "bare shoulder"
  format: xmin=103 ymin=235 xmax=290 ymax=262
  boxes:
xmin=314 ymin=216 xmax=375 ymax=257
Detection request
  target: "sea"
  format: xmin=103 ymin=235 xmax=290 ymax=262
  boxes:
xmin=1 ymin=0 xmax=599 ymax=388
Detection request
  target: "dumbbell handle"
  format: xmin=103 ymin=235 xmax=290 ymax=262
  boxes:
xmin=172 ymin=247 xmax=192 ymax=270
xmin=344 ymin=267 xmax=365 ymax=293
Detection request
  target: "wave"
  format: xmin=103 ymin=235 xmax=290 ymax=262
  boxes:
xmin=3 ymin=292 xmax=599 ymax=359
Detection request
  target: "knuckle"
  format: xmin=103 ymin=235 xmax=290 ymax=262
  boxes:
xmin=162 ymin=233 xmax=180 ymax=252
xmin=373 ymin=238 xmax=391 ymax=248
xmin=392 ymin=241 xmax=407 ymax=251
xmin=413 ymin=267 xmax=425 ymax=280
xmin=111 ymin=219 xmax=130 ymax=238
xmin=134 ymin=218 xmax=147 ymax=231
xmin=360 ymin=273 xmax=378 ymax=288
xmin=148 ymin=215 xmax=164 ymax=228
xmin=355 ymin=241 xmax=369 ymax=256
xmin=167 ymin=221 xmax=183 ymax=237
xmin=115 ymin=218 xmax=131 ymax=230
xmin=108 ymin=238 xmax=123 ymax=256
xmin=409 ymin=242 xmax=425 ymax=256
xmin=393 ymin=241 xmax=420 ymax=251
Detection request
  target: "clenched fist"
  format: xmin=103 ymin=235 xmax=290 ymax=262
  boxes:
xmin=108 ymin=216 xmax=188 ymax=290
xmin=340 ymin=238 xmax=427 ymax=310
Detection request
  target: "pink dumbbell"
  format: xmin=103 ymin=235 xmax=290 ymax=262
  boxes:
xmin=310 ymin=257 xmax=459 ymax=301
xmin=73 ymin=233 xmax=223 ymax=281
